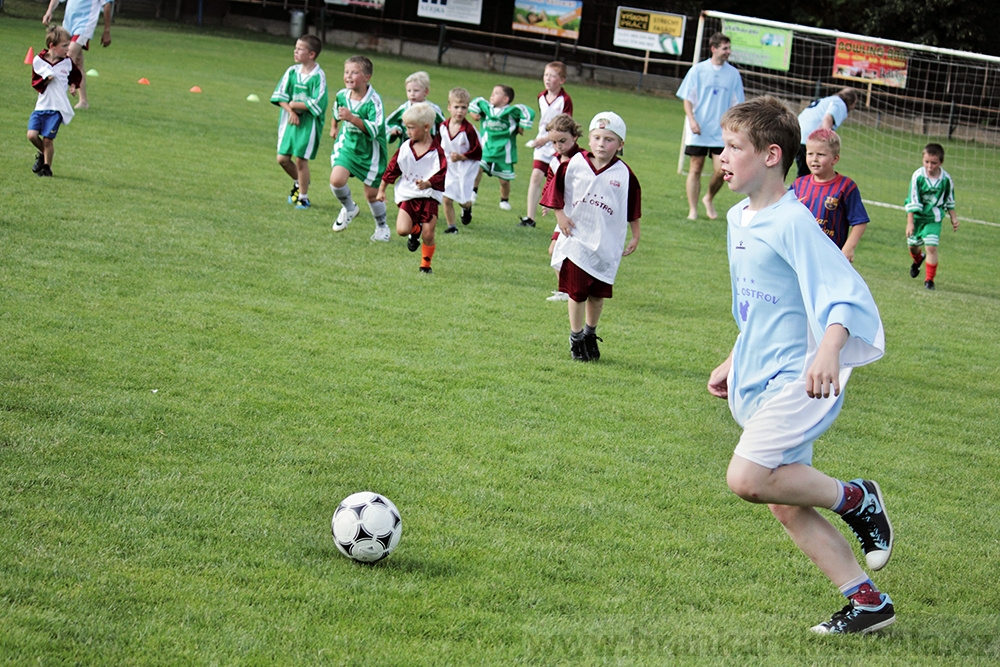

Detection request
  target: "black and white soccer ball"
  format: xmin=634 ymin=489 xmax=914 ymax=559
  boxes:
xmin=331 ymin=491 xmax=402 ymax=563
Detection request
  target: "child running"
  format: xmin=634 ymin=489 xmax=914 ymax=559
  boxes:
xmin=469 ymin=85 xmax=535 ymax=211
xmin=708 ymin=96 xmax=894 ymax=635
xmin=270 ymin=34 xmax=327 ymax=210
xmin=386 ymin=71 xmax=444 ymax=145
xmin=521 ymin=61 xmax=572 ymax=228
xmin=377 ymin=103 xmax=447 ymax=274
xmin=27 ymin=25 xmax=81 ymax=177
xmin=329 ymin=55 xmax=391 ymax=241
xmin=905 ymin=142 xmax=958 ymax=290
xmin=543 ymin=112 xmax=640 ymax=361
xmin=438 ymin=87 xmax=482 ymax=234
xmin=791 ymin=129 xmax=869 ymax=262
xmin=540 ymin=113 xmax=584 ymax=301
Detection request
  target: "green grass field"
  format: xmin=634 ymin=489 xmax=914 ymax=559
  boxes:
xmin=2 ymin=9 xmax=1000 ymax=665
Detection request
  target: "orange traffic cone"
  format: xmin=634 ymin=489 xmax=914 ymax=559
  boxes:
xmin=24 ymin=47 xmax=34 ymax=64
xmin=137 ymin=78 xmax=150 ymax=85
xmin=189 ymin=86 xmax=202 ymax=93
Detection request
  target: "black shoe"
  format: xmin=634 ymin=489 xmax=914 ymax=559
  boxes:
xmin=909 ymin=253 xmax=924 ymax=278
xmin=461 ymin=208 xmax=472 ymax=225
xmin=924 ymin=280 xmax=935 ymax=290
xmin=810 ymin=594 xmax=896 ymax=634
xmin=444 ymin=226 xmax=458 ymax=234
xmin=840 ymin=479 xmax=893 ymax=570
xmin=583 ymin=333 xmax=602 ymax=361
xmin=32 ymin=152 xmax=44 ymax=173
xmin=37 ymin=165 xmax=53 ymax=177
xmin=407 ymin=233 xmax=421 ymax=252
xmin=519 ymin=217 xmax=535 ymax=227
xmin=419 ymin=266 xmax=432 ymax=274
xmin=570 ymin=336 xmax=590 ymax=362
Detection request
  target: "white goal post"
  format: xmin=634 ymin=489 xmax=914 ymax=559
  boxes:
xmin=678 ymin=11 xmax=1000 ymax=226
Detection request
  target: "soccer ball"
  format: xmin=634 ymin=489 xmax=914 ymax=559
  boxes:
xmin=331 ymin=491 xmax=402 ymax=563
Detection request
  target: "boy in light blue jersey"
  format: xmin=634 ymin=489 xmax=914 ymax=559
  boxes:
xmin=708 ymin=96 xmax=895 ymax=636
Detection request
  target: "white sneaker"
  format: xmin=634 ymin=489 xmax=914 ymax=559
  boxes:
xmin=499 ymin=200 xmax=512 ymax=211
xmin=370 ymin=224 xmax=391 ymax=242
xmin=333 ymin=204 xmax=360 ymax=232
xmin=546 ymin=291 xmax=569 ymax=302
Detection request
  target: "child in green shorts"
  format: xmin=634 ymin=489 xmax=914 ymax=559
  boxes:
xmin=329 ymin=55 xmax=391 ymax=241
xmin=271 ymin=35 xmax=327 ymax=210
xmin=469 ymin=85 xmax=535 ymax=211
xmin=905 ymin=142 xmax=959 ymax=290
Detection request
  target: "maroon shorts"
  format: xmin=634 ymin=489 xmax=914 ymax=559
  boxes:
xmin=400 ymin=198 xmax=439 ymax=227
xmin=558 ymin=259 xmax=613 ymax=301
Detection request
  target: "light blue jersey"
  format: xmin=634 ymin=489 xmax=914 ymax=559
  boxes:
xmin=726 ymin=191 xmax=884 ymax=427
xmin=798 ymin=94 xmax=850 ymax=143
xmin=676 ymin=59 xmax=744 ymax=148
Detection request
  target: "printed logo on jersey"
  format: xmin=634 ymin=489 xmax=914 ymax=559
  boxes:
xmin=736 ymin=240 xmax=746 ymax=250
xmin=824 ymin=196 xmax=840 ymax=211
xmin=572 ymin=191 xmax=615 ymax=216
xmin=737 ymin=276 xmax=781 ymax=306
xmin=610 ymin=180 xmax=621 ymax=188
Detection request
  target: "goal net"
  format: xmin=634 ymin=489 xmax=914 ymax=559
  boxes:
xmin=683 ymin=11 xmax=1000 ymax=226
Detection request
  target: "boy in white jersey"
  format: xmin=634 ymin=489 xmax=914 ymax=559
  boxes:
xmin=271 ymin=34 xmax=327 ymax=210
xmin=707 ymin=96 xmax=895 ymax=635
xmin=329 ymin=55 xmax=391 ymax=242
xmin=542 ymin=112 xmax=641 ymax=362
xmin=377 ymin=103 xmax=447 ymax=274
xmin=520 ymin=61 xmax=572 ymax=228
xmin=386 ymin=71 xmax=445 ymax=145
xmin=438 ymin=87 xmax=482 ymax=234
xmin=27 ymin=25 xmax=81 ymax=177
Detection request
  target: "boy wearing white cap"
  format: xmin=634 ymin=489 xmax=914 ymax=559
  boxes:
xmin=542 ymin=111 xmax=642 ymax=361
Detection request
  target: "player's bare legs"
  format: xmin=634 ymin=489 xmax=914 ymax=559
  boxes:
xmin=329 ymin=165 xmax=351 ymax=190
xmin=703 ymin=153 xmax=725 ymax=220
xmin=585 ymin=296 xmax=604 ymax=329
xmin=27 ymin=131 xmax=55 ymax=166
xmin=568 ymin=298 xmax=585 ymax=333
xmin=925 ymin=245 xmax=939 ymax=266
xmin=395 ymin=209 xmax=415 ymax=237
xmin=68 ymin=41 xmax=88 ymax=109
xmin=686 ymin=154 xmax=706 ymax=220
xmin=442 ymin=197 xmax=457 ymax=228
xmin=525 ymin=167 xmax=546 ymax=221
xmin=727 ymin=457 xmax=867 ymax=586
xmin=499 ymin=178 xmax=512 ymax=203
xmin=296 ymin=158 xmax=311 ymax=198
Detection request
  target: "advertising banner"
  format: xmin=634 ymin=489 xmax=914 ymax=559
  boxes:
xmin=613 ymin=6 xmax=685 ymax=56
xmin=512 ymin=0 xmax=583 ymax=41
xmin=833 ymin=38 xmax=908 ymax=87
xmin=417 ymin=0 xmax=483 ymax=26
xmin=722 ymin=19 xmax=792 ymax=71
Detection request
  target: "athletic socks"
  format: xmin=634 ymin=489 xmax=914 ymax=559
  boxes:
xmin=926 ymin=263 xmax=938 ymax=281
xmin=583 ymin=324 xmax=597 ymax=338
xmin=909 ymin=246 xmax=924 ymax=264
xmin=831 ymin=480 xmax=864 ymax=514
xmin=369 ymin=200 xmax=387 ymax=227
xmin=570 ymin=329 xmax=585 ymax=343
xmin=420 ymin=242 xmax=436 ymax=269
xmin=331 ymin=184 xmax=355 ymax=211
xmin=840 ymin=576 xmax=883 ymax=606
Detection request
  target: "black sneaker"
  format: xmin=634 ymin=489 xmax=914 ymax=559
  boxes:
xmin=461 ymin=208 xmax=472 ymax=225
xmin=32 ymin=152 xmax=44 ymax=173
xmin=909 ymin=253 xmax=924 ymax=278
xmin=841 ymin=479 xmax=893 ymax=570
xmin=444 ymin=226 xmax=458 ymax=234
xmin=519 ymin=217 xmax=535 ymax=227
xmin=810 ymin=594 xmax=895 ymax=634
xmin=570 ymin=336 xmax=590 ymax=362
xmin=924 ymin=280 xmax=935 ymax=290
xmin=419 ymin=266 xmax=432 ymax=274
xmin=407 ymin=233 xmax=421 ymax=252
xmin=37 ymin=165 xmax=53 ymax=177
xmin=288 ymin=183 xmax=299 ymax=205
xmin=583 ymin=333 xmax=602 ymax=361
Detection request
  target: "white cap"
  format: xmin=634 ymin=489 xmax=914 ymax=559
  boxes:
xmin=589 ymin=111 xmax=626 ymax=141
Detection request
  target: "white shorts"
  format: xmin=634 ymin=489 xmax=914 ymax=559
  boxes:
xmin=732 ymin=367 xmax=852 ymax=469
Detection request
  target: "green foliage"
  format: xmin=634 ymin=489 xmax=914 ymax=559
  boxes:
xmin=3 ymin=15 xmax=1000 ymax=665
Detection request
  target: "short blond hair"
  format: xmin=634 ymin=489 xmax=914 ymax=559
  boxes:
xmin=807 ymin=128 xmax=841 ymax=157
xmin=721 ymin=96 xmax=800 ymax=176
xmin=402 ymin=102 xmax=437 ymax=128
xmin=448 ymin=87 xmax=470 ymax=104
xmin=405 ymin=71 xmax=430 ymax=92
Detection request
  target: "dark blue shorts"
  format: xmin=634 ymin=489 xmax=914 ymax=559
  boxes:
xmin=28 ymin=110 xmax=63 ymax=139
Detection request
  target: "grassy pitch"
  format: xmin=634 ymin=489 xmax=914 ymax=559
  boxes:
xmin=2 ymin=10 xmax=1000 ymax=664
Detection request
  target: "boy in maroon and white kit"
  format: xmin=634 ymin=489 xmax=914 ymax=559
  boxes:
xmin=543 ymin=111 xmax=641 ymax=361
xmin=438 ymin=87 xmax=482 ymax=234
xmin=27 ymin=25 xmax=81 ymax=177
xmin=521 ymin=61 xmax=573 ymax=228
xmin=377 ymin=103 xmax=448 ymax=274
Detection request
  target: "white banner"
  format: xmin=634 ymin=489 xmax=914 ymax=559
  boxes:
xmin=613 ymin=6 xmax=685 ymax=55
xmin=417 ymin=0 xmax=483 ymax=26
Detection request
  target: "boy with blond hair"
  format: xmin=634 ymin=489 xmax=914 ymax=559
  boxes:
xmin=27 ymin=24 xmax=81 ymax=177
xmin=386 ymin=71 xmax=444 ymax=145
xmin=329 ymin=55 xmax=390 ymax=241
xmin=271 ymin=34 xmax=327 ymax=210
xmin=438 ymin=87 xmax=482 ymax=233
xmin=791 ymin=128 xmax=869 ymax=262
xmin=905 ymin=142 xmax=958 ymax=290
xmin=378 ymin=103 xmax=447 ymax=274
xmin=708 ymin=96 xmax=894 ymax=635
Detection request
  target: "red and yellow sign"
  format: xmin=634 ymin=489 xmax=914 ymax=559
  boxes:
xmin=833 ymin=38 xmax=908 ymax=88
